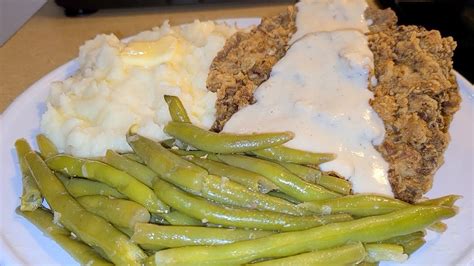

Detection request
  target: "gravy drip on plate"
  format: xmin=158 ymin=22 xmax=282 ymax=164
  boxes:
xmin=223 ymin=0 xmax=393 ymax=196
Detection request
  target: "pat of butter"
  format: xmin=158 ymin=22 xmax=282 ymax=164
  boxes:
xmin=121 ymin=35 xmax=180 ymax=67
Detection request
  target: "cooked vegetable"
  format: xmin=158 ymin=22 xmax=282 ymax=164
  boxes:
xmin=267 ymin=191 xmax=301 ymax=204
xmin=77 ymin=195 xmax=150 ymax=229
xmin=278 ymin=162 xmax=351 ymax=195
xmin=36 ymin=134 xmax=58 ymax=158
xmin=60 ymin=176 xmax=126 ymax=199
xmin=104 ymin=150 xmax=157 ymax=187
xmin=416 ymin=195 xmax=461 ymax=207
xmin=46 ymin=155 xmax=169 ymax=214
xmin=15 ymin=139 xmax=42 ymax=211
xmin=299 ymin=194 xmax=408 ymax=217
xmin=169 ymin=149 xmax=218 ymax=159
xmin=13 ymin=111 xmax=460 ymax=265
xmin=132 ymin=223 xmax=274 ymax=247
xmin=199 ymin=175 xmax=306 ymax=216
xmin=148 ymin=205 xmax=456 ymax=265
xmin=127 ymin=133 xmax=208 ymax=193
xmin=217 ymin=154 xmax=340 ymax=201
xmin=364 ymin=243 xmax=407 ymax=263
xmin=375 ymin=231 xmax=427 ymax=255
xmin=164 ymin=121 xmax=294 ymax=153
xmin=251 ymin=242 xmax=366 ymax=266
xmin=402 ymin=238 xmax=426 ymax=255
xmin=25 ymin=151 xmax=146 ymax=265
xmin=160 ymin=138 xmax=188 ymax=150
xmin=164 ymin=95 xmax=191 ymax=123
xmin=428 ymin=222 xmax=447 ymax=233
xmin=161 ymin=211 xmax=203 ymax=226
xmin=184 ymin=155 xmax=277 ymax=193
xmin=378 ymin=231 xmax=426 ymax=246
xmin=121 ymin=153 xmax=145 ymax=164
xmin=153 ymin=179 xmax=352 ymax=231
xmin=251 ymin=145 xmax=335 ymax=165
xmin=16 ymin=207 xmax=112 ymax=266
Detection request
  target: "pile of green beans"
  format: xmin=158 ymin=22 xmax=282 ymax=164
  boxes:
xmin=13 ymin=96 xmax=460 ymax=265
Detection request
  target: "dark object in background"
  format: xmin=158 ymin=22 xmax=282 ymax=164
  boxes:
xmin=54 ymin=0 xmax=293 ymax=16
xmin=379 ymin=0 xmax=473 ymax=82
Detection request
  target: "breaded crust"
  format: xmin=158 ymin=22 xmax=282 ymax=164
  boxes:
xmin=208 ymin=6 xmax=460 ymax=203
xmin=367 ymin=8 xmax=461 ymax=202
xmin=207 ymin=7 xmax=296 ymax=131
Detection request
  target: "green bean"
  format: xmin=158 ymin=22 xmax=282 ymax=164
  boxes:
xmin=153 ymin=179 xmax=352 ymax=232
xmin=170 ymin=149 xmax=222 ymax=163
xmin=14 ymin=139 xmax=42 ymax=211
xmin=417 ymin=195 xmax=461 ymax=207
xmin=150 ymin=213 xmax=170 ymax=225
xmin=169 ymin=149 xmax=217 ymax=159
xmin=364 ymin=243 xmax=407 ymax=263
xmin=377 ymin=232 xmax=427 ymax=255
xmin=77 ymin=195 xmax=150 ymax=229
xmin=140 ymin=243 xmax=167 ymax=252
xmin=276 ymin=162 xmax=319 ymax=182
xmin=356 ymin=262 xmax=379 ymax=266
xmin=113 ymin=226 xmax=167 ymax=252
xmin=184 ymin=155 xmax=277 ymax=193
xmin=299 ymin=194 xmax=408 ymax=217
xmin=127 ymin=133 xmax=208 ymax=193
xmin=251 ymin=145 xmax=335 ymax=165
xmin=46 ymin=155 xmax=169 ymax=214
xmin=36 ymin=134 xmax=58 ymax=158
xmin=317 ymin=175 xmax=351 ymax=195
xmin=428 ymin=222 xmax=447 ymax=233
xmin=218 ymin=154 xmax=339 ymax=201
xmin=250 ymin=242 xmax=366 ymax=266
xmin=132 ymin=223 xmax=274 ymax=248
xmin=403 ymin=237 xmax=426 ymax=255
xmin=115 ymin=226 xmax=134 ymax=238
xmin=162 ymin=138 xmax=197 ymax=152
xmin=164 ymin=121 xmax=294 ymax=153
xmin=161 ymin=211 xmax=203 ymax=226
xmin=300 ymin=194 xmax=461 ymax=218
xmin=16 ymin=207 xmax=112 ymax=265
xmin=60 ymin=176 xmax=127 ymax=199
xmin=104 ymin=150 xmax=157 ymax=187
xmin=148 ymin=205 xmax=456 ymax=265
xmin=121 ymin=153 xmax=145 ymax=164
xmin=267 ymin=191 xmax=301 ymax=204
xmin=199 ymin=175 xmax=306 ymax=216
xmin=164 ymin=95 xmax=191 ymax=123
xmin=378 ymin=231 xmax=426 ymax=246
xmin=161 ymin=138 xmax=187 ymax=150
xmin=278 ymin=162 xmax=351 ymax=195
xmin=25 ymin=151 xmax=146 ymax=265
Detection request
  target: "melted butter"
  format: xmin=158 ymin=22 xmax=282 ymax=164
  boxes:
xmin=121 ymin=35 xmax=182 ymax=67
xmin=223 ymin=0 xmax=393 ymax=196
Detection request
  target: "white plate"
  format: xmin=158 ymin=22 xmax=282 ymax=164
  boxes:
xmin=1 ymin=18 xmax=473 ymax=266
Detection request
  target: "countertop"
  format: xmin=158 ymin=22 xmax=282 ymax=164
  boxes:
xmin=0 ymin=1 xmax=290 ymax=113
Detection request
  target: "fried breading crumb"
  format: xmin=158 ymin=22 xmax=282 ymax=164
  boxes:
xmin=367 ymin=8 xmax=460 ymax=202
xmin=207 ymin=7 xmax=296 ymax=131
xmin=208 ymin=6 xmax=460 ymax=203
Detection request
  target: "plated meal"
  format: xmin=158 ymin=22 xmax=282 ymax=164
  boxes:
xmin=2 ymin=0 xmax=472 ymax=265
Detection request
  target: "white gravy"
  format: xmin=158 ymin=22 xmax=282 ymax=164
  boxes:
xmin=291 ymin=0 xmax=370 ymax=43
xmin=223 ymin=0 xmax=393 ymax=196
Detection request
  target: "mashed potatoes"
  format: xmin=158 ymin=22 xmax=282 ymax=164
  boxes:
xmin=41 ymin=20 xmax=236 ymax=157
